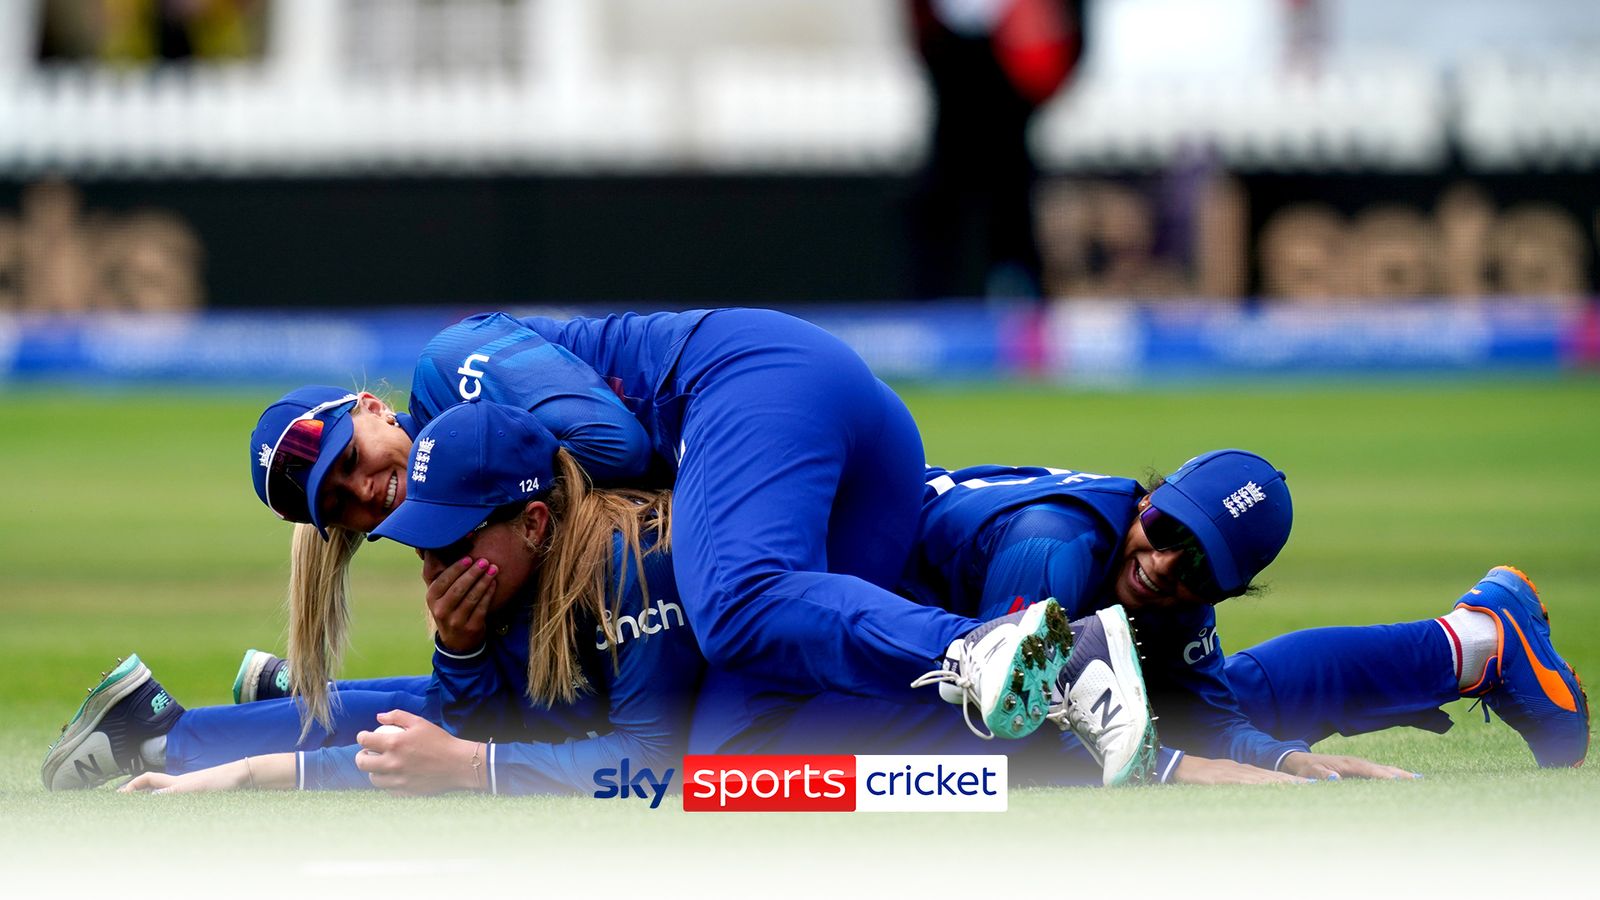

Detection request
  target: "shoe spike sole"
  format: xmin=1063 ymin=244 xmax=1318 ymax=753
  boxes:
xmin=988 ymin=601 xmax=1074 ymax=740
xmin=41 ymin=655 xmax=147 ymax=790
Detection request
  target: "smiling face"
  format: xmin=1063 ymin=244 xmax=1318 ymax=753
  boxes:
xmin=315 ymin=394 xmax=413 ymax=533
xmin=1112 ymin=496 xmax=1223 ymax=613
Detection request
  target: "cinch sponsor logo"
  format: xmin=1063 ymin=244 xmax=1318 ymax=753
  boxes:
xmin=1222 ymin=480 xmax=1267 ymax=518
xmin=595 ymin=599 xmax=686 ymax=650
xmin=682 ymin=754 xmax=1006 ymax=813
xmin=592 ymin=758 xmax=674 ymax=809
xmin=456 ymin=353 xmax=491 ymax=400
xmin=1183 ymin=626 xmax=1218 ymax=665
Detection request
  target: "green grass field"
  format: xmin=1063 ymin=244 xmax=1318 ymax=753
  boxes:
xmin=1 ymin=378 xmax=1596 ymax=896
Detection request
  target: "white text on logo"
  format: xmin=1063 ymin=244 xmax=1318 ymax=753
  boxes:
xmin=457 ymin=353 xmax=491 ymax=401
xmin=597 ymin=599 xmax=686 ymax=650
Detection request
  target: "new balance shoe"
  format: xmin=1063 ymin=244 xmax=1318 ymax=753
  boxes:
xmin=41 ymin=654 xmax=184 ymax=791
xmin=1457 ymin=565 xmax=1589 ymax=768
xmin=233 ymin=648 xmax=292 ymax=704
xmin=1047 ymin=606 xmax=1160 ymax=786
xmin=912 ymin=598 xmax=1073 ymax=740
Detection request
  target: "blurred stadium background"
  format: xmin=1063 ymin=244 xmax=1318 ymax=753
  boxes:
xmin=0 ymin=2 xmax=1596 ymax=895
xmin=0 ymin=0 xmax=1597 ymax=387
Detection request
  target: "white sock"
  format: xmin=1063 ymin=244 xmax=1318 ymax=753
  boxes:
xmin=1437 ymin=607 xmax=1500 ymax=691
xmin=139 ymin=736 xmax=167 ymax=770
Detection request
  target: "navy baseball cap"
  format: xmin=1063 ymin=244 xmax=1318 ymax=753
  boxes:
xmin=369 ymin=400 xmax=559 ymax=550
xmin=250 ymin=386 xmax=361 ymax=537
xmin=1147 ymin=449 xmax=1292 ymax=596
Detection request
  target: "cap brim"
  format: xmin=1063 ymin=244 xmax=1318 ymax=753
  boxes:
xmin=1148 ymin=484 xmax=1243 ymax=595
xmin=302 ymin=414 xmax=356 ymax=538
xmin=368 ymin=500 xmax=491 ymax=550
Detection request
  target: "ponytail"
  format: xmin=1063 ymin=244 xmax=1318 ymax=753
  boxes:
xmin=525 ymin=449 xmax=672 ymax=706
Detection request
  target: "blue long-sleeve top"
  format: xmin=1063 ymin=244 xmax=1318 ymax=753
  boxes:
xmin=299 ymin=532 xmax=704 ymax=794
xmin=901 ymin=464 xmax=1310 ymax=775
xmin=407 ymin=310 xmax=713 ymax=486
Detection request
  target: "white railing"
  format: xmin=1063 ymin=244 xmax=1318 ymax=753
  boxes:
xmin=0 ymin=0 xmax=1594 ymax=174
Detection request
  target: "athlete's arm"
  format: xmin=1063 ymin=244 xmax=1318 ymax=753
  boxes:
xmin=1140 ymin=611 xmax=1312 ymax=770
xmin=409 ymin=313 xmax=651 ymax=481
xmin=1277 ymin=751 xmax=1417 ymax=780
xmin=486 ymin=540 xmax=700 ymax=796
xmin=1171 ymin=754 xmax=1308 ymax=785
xmin=417 ymin=557 xmax=520 ymax=739
xmin=121 ymin=753 xmax=297 ymax=793
xmin=977 ymin=504 xmax=1109 ymax=619
xmin=428 ymin=635 xmax=517 ymax=741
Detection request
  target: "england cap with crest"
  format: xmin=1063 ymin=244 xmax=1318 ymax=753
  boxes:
xmin=369 ymin=400 xmax=559 ymax=550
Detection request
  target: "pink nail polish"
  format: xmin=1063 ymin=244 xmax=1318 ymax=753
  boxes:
xmin=477 ymin=558 xmax=488 ymax=569
xmin=459 ymin=557 xmax=472 ymax=567
xmin=488 ymin=565 xmax=498 ymax=576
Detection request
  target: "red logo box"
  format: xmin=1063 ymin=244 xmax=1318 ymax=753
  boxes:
xmin=682 ymin=755 xmax=856 ymax=812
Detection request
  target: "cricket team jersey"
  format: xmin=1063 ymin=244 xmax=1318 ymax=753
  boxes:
xmin=407 ymin=308 xmax=963 ymax=701
xmin=299 ymin=531 xmax=704 ymax=794
xmin=903 ymin=464 xmax=1311 ymax=771
xmin=408 ymin=310 xmax=713 ymax=485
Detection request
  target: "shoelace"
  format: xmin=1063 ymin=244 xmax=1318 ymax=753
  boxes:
xmin=910 ymin=663 xmax=996 ymax=741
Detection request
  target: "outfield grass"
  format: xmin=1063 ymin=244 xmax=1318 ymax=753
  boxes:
xmin=0 ymin=378 xmax=1596 ymax=897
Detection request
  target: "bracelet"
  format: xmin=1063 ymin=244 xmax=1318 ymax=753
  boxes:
xmin=468 ymin=741 xmax=486 ymax=793
xmin=244 ymin=755 xmax=258 ymax=790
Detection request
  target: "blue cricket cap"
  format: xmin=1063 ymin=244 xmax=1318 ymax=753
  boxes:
xmin=250 ymin=386 xmax=361 ymax=537
xmin=1147 ymin=449 xmax=1292 ymax=595
xmin=369 ymin=400 xmax=559 ymax=550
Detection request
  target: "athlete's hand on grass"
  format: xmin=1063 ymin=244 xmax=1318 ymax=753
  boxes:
xmin=120 ymin=754 xmax=294 ymax=793
xmin=1171 ymin=754 xmax=1311 ymax=785
xmin=120 ymin=767 xmax=243 ymax=794
xmin=1278 ymin=751 xmax=1419 ymax=781
xmin=427 ymin=556 xmax=497 ymax=654
xmin=356 ymin=709 xmax=486 ymax=796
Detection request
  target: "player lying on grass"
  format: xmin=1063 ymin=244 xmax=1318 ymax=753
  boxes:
xmin=240 ymin=308 xmax=1145 ymax=773
xmin=150 ymin=438 xmax=1583 ymax=789
xmin=44 ymin=402 xmax=702 ymax=794
xmin=44 ymin=402 xmax=1148 ymax=794
xmin=897 ymin=458 xmax=1590 ymax=774
xmin=688 ymin=452 xmax=1588 ymax=781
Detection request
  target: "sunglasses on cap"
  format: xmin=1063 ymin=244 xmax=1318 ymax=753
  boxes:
xmin=1138 ymin=502 xmax=1224 ymax=601
xmin=263 ymin=394 xmax=360 ymax=524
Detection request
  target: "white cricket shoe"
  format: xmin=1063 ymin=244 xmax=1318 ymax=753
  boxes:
xmin=1047 ymin=606 xmax=1160 ymax=785
xmin=913 ymin=598 xmax=1073 ymax=739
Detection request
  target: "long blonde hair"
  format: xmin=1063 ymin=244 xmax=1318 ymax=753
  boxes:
xmin=286 ymin=523 xmax=362 ymax=736
xmin=527 ymin=449 xmax=671 ymax=706
xmin=284 ymin=448 xmax=671 ymax=732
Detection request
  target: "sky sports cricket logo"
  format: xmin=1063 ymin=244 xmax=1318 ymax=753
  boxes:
xmin=591 ymin=755 xmax=1008 ymax=812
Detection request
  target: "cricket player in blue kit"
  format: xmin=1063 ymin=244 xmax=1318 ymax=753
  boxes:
xmin=234 ymin=309 xmax=1130 ymax=766
xmin=44 ymin=402 xmax=703 ymax=796
xmin=691 ymin=450 xmax=1588 ymax=782
xmin=405 ymin=309 xmax=1067 ymax=731
xmin=898 ymin=453 xmax=1590 ymax=776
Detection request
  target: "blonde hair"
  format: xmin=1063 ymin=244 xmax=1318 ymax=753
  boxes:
xmin=526 ymin=449 xmax=671 ymax=706
xmin=286 ymin=522 xmax=362 ymax=736
xmin=283 ymin=448 xmax=670 ymax=732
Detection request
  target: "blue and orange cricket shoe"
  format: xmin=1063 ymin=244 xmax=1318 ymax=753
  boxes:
xmin=1458 ymin=566 xmax=1590 ymax=768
